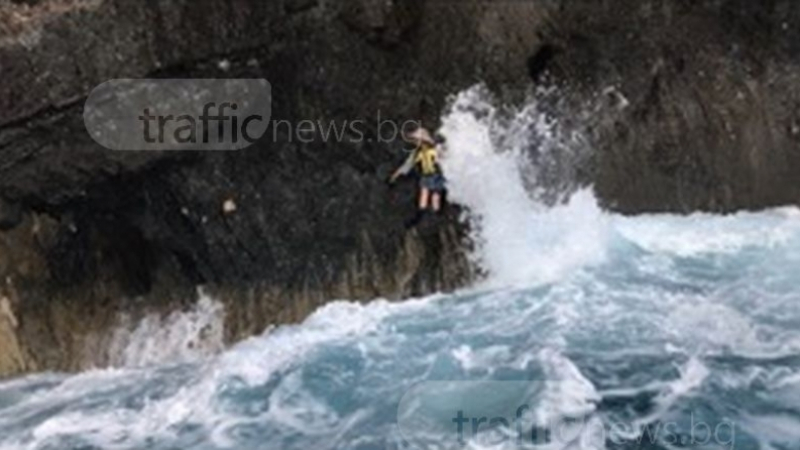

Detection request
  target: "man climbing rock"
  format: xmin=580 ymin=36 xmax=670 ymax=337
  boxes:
xmin=388 ymin=127 xmax=447 ymax=228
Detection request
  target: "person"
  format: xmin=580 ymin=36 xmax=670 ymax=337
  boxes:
xmin=388 ymin=127 xmax=446 ymax=227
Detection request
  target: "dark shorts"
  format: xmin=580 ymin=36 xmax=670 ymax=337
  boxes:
xmin=420 ymin=174 xmax=446 ymax=192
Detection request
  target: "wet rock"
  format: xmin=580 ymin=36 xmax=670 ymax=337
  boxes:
xmin=0 ymin=197 xmax=22 ymax=230
xmin=285 ymin=0 xmax=317 ymax=14
xmin=0 ymin=282 xmax=32 ymax=376
xmin=544 ymin=0 xmax=800 ymax=212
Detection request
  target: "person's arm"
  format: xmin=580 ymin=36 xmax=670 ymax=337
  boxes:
xmin=389 ymin=151 xmax=416 ymax=183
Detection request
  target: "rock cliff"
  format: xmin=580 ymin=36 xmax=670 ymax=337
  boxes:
xmin=0 ymin=0 xmax=798 ymax=376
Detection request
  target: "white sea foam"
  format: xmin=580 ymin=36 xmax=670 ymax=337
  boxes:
xmin=108 ymin=289 xmax=225 ymax=368
xmin=613 ymin=208 xmax=800 ymax=257
xmin=439 ymin=87 xmax=609 ymax=288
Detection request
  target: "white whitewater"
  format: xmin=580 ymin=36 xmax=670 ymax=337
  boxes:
xmin=439 ymin=86 xmax=608 ymax=287
xmin=107 ymin=289 xmax=225 ymax=368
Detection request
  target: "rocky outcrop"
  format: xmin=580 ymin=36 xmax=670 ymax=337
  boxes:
xmin=0 ymin=0 xmax=799 ymax=376
xmin=1 ymin=0 xmax=509 ymax=376
xmin=0 ymin=292 xmax=29 ymax=375
xmin=542 ymin=0 xmax=800 ymax=212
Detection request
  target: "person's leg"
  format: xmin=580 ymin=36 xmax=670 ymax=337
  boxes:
xmin=405 ymin=188 xmax=430 ymax=229
xmin=418 ymin=187 xmax=430 ymax=210
xmin=431 ymin=192 xmax=441 ymax=212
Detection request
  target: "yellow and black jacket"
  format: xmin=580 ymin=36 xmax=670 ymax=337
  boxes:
xmin=397 ymin=143 xmax=441 ymax=177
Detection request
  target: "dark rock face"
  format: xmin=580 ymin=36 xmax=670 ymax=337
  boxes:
xmin=1 ymin=0 xmax=528 ymax=375
xmin=0 ymin=197 xmax=22 ymax=230
xmin=544 ymin=0 xmax=800 ymax=212
xmin=0 ymin=0 xmax=798 ymax=375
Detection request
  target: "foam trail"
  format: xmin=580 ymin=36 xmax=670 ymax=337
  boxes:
xmin=613 ymin=207 xmax=800 ymax=257
xmin=108 ymin=289 xmax=225 ymax=368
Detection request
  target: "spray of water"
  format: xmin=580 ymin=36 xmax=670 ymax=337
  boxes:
xmin=108 ymin=289 xmax=225 ymax=368
xmin=439 ymin=86 xmax=608 ymax=287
